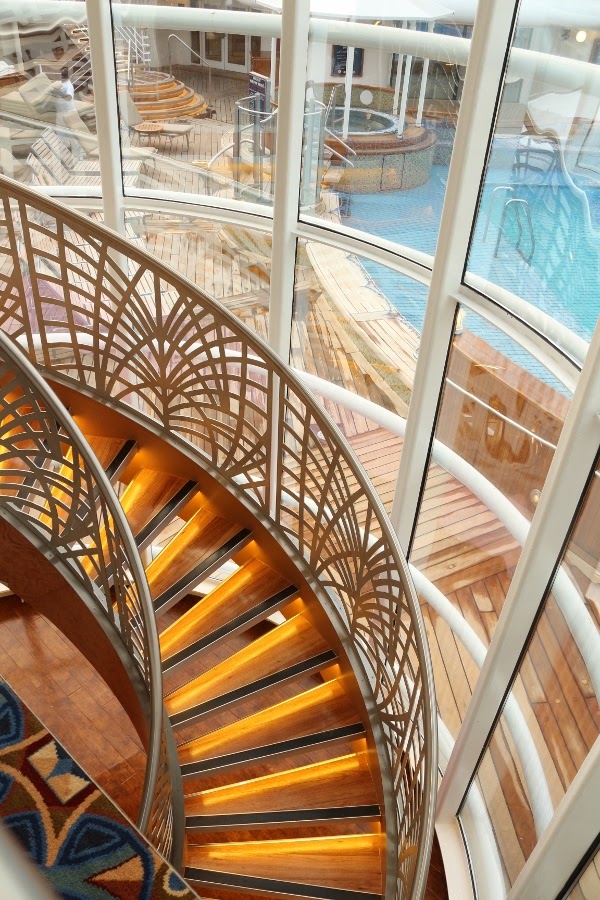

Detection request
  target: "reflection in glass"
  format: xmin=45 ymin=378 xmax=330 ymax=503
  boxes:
xmin=467 ymin=22 xmax=600 ymax=350
xmin=410 ymin=308 xmax=572 ymax=740
xmin=461 ymin=453 xmax=600 ymax=894
xmin=129 ymin=211 xmax=271 ymax=336
xmin=291 ymin=239 xmax=429 ymax=418
xmin=113 ymin=1 xmax=279 ymax=204
xmin=0 ymin=19 xmax=97 ymax=190
xmin=302 ymin=19 xmax=470 ymax=254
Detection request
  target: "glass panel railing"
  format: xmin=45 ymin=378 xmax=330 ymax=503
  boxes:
xmin=291 ymin=239 xmax=429 ymax=418
xmin=460 ymin=453 xmax=600 ymax=895
xmin=409 ymin=307 xmax=572 ymax=741
xmin=564 ymin=846 xmax=600 ymax=899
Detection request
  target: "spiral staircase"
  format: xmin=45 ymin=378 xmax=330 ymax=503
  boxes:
xmin=0 ymin=176 xmax=436 ymax=900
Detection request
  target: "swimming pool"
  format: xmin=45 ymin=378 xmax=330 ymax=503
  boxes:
xmin=341 ymin=135 xmax=600 ymax=349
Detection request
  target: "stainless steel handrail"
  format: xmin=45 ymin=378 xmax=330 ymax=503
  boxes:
xmin=0 ymin=175 xmax=436 ymax=900
xmin=0 ymin=324 xmax=177 ymax=860
xmin=168 ymin=33 xmax=212 ymax=95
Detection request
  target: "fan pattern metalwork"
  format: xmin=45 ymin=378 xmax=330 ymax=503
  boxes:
xmin=0 ymin=180 xmax=435 ymax=899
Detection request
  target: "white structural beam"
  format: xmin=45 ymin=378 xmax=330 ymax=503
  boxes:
xmin=390 ymin=0 xmax=520 ymax=549
xmin=437 ymin=306 xmax=600 ymax=823
xmin=508 ymin=736 xmax=600 ymax=900
xmin=267 ymin=0 xmax=310 ymax=361
xmin=416 ymin=22 xmax=434 ymax=127
xmin=397 ymin=23 xmax=415 ymax=137
xmin=85 ymin=0 xmax=125 ymax=235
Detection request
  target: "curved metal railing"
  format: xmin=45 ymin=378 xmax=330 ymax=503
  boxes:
xmin=0 ymin=322 xmax=176 ymax=860
xmin=0 ymin=175 xmax=436 ymax=900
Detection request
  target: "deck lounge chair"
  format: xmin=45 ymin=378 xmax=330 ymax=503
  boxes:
xmin=0 ymin=73 xmax=95 ymax=126
xmin=29 ymin=138 xmax=137 ymax=188
xmin=41 ymin=128 xmax=143 ymax=179
xmin=120 ymin=91 xmax=193 ymax=150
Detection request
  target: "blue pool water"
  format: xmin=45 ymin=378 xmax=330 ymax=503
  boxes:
xmin=340 ymin=142 xmax=600 ymax=346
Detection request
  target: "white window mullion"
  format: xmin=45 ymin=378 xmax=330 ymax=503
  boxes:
xmin=508 ymin=736 xmax=600 ymax=900
xmin=437 ymin=314 xmax=600 ymax=824
xmin=85 ymin=0 xmax=125 ymax=235
xmin=268 ymin=0 xmax=310 ymax=361
xmin=390 ymin=0 xmax=520 ymax=550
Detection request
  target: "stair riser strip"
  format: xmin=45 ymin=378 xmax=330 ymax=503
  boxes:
xmin=180 ymin=723 xmax=366 ymax=779
xmin=135 ymin=479 xmax=197 ymax=550
xmin=161 ymin=585 xmax=299 ymax=674
xmin=169 ymin=650 xmax=337 ymax=728
xmin=184 ymin=868 xmax=381 ymax=900
xmin=104 ymin=439 xmax=137 ymax=483
xmin=185 ymin=805 xmax=381 ymax=830
xmin=153 ymin=528 xmax=252 ymax=614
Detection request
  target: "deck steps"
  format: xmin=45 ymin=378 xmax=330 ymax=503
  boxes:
xmin=47 ymin=412 xmax=385 ymax=899
xmin=159 ymin=559 xmax=296 ymax=672
xmin=126 ymin=74 xmax=207 ymax=121
xmin=184 ymin=753 xmax=380 ymax=831
xmin=185 ymin=834 xmax=383 ymax=899
xmin=165 ymin=614 xmax=336 ymax=727
xmin=145 ymin=508 xmax=251 ymax=612
xmin=177 ymin=680 xmax=363 ymax=777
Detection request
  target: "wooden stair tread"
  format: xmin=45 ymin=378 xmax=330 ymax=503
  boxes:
xmin=185 ymin=834 xmax=383 ymax=894
xmin=119 ymin=467 xmax=191 ymax=538
xmin=80 ymin=435 xmax=128 ymax=470
xmin=165 ymin=614 xmax=331 ymax=719
xmin=159 ymin=559 xmax=292 ymax=660
xmin=177 ymin=680 xmax=359 ymax=766
xmin=146 ymin=508 xmax=243 ymax=599
xmin=184 ymin=753 xmax=378 ymax=817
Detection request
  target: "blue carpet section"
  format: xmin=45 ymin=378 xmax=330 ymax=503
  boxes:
xmin=0 ymin=679 xmax=195 ymax=900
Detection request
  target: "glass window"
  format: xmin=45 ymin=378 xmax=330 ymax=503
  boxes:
xmin=301 ymin=18 xmax=474 ymax=256
xmin=114 ymin=1 xmax=279 ymax=205
xmin=461 ymin=453 xmax=600 ymax=893
xmin=292 ymin=239 xmax=429 ymax=415
xmin=564 ymin=845 xmax=600 ymax=899
xmin=467 ymin=20 xmax=600 ymax=354
xmin=0 ymin=18 xmax=98 ymax=191
xmin=410 ymin=307 xmax=572 ymax=740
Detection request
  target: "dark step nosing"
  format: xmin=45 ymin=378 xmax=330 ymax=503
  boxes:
xmin=169 ymin=650 xmax=337 ymax=727
xmin=180 ymin=723 xmax=366 ymax=778
xmin=184 ymin=868 xmax=382 ymax=900
xmin=104 ymin=439 xmax=137 ymax=482
xmin=185 ymin=805 xmax=381 ymax=829
xmin=153 ymin=527 xmax=252 ymax=613
xmin=135 ymin=479 xmax=197 ymax=549
xmin=161 ymin=584 xmax=299 ymax=673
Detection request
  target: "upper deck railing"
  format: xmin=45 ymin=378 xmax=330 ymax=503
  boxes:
xmin=0 ymin=175 xmax=436 ymax=900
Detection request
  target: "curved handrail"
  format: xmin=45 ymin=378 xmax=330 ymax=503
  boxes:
xmin=168 ymin=33 xmax=212 ymax=94
xmin=0 ymin=175 xmax=436 ymax=900
xmin=0 ymin=323 xmax=177 ymax=860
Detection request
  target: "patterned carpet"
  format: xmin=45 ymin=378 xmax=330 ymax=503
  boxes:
xmin=0 ymin=679 xmax=198 ymax=900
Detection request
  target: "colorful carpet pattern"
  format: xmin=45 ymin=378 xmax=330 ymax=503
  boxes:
xmin=0 ymin=679 xmax=197 ymax=900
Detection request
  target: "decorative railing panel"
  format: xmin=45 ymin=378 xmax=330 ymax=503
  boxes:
xmin=0 ymin=177 xmax=436 ymax=900
xmin=0 ymin=325 xmax=174 ymax=860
